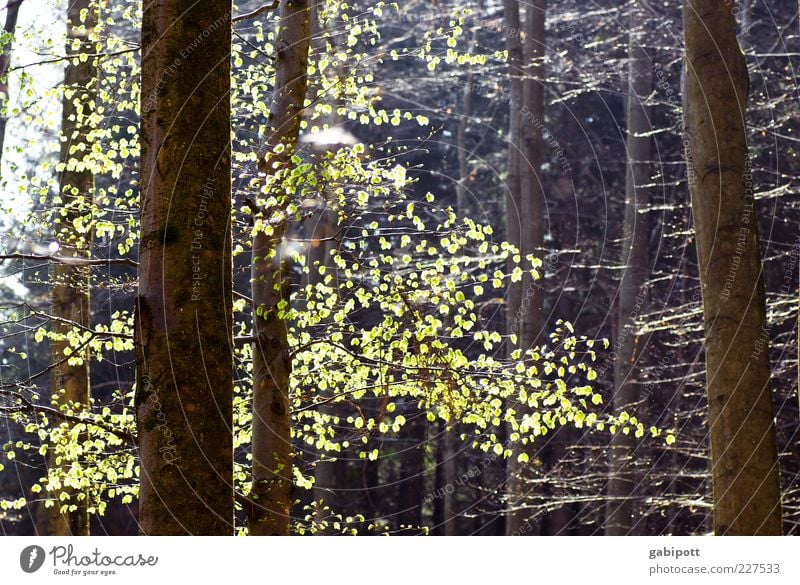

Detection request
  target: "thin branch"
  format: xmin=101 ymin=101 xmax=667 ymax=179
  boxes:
xmin=9 ymin=48 xmax=138 ymax=72
xmin=0 ymin=390 xmax=136 ymax=445
xmin=232 ymin=0 xmax=280 ymax=24
xmin=0 ymin=253 xmax=137 ymax=268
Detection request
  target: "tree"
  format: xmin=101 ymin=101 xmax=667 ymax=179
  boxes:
xmin=605 ymin=0 xmax=652 ymax=536
xmin=506 ymin=0 xmax=547 ymax=536
xmin=683 ymin=0 xmax=783 ymax=535
xmin=0 ymin=0 xmax=24 ymax=165
xmin=136 ymin=0 xmax=234 ymax=535
xmin=42 ymin=0 xmax=99 ymax=537
xmin=249 ymin=0 xmax=311 ymax=536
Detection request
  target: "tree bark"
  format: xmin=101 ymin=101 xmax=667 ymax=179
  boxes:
xmin=136 ymin=0 xmax=233 ymax=535
xmin=455 ymin=60 xmax=473 ymax=217
xmin=307 ymin=0 xmax=343 ymax=513
xmin=683 ymin=0 xmax=783 ymax=535
xmin=503 ymin=0 xmax=523 ymax=367
xmin=0 ymin=0 xmax=23 ymax=166
xmin=606 ymin=0 xmax=652 ymax=536
xmin=249 ymin=0 xmax=311 ymax=536
xmin=45 ymin=0 xmax=98 ymax=537
xmin=506 ymin=0 xmax=546 ymax=536
xmin=440 ymin=30 xmax=478 ymax=534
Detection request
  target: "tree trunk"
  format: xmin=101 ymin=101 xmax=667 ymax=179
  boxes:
xmin=502 ymin=0 xmax=524 ymax=537
xmin=503 ymin=0 xmax=523 ymax=367
xmin=455 ymin=63 xmax=473 ymax=217
xmin=308 ymin=202 xmax=336 ymax=509
xmin=136 ymin=0 xmax=233 ymax=535
xmin=440 ymin=33 xmax=478 ymax=533
xmin=249 ymin=0 xmax=311 ymax=536
xmin=0 ymin=0 xmax=23 ymax=166
xmin=45 ymin=0 xmax=98 ymax=537
xmin=683 ymin=0 xmax=783 ymax=535
xmin=506 ymin=0 xmax=546 ymax=536
xmin=308 ymin=0 xmax=344 ymax=513
xmin=606 ymin=0 xmax=652 ymax=536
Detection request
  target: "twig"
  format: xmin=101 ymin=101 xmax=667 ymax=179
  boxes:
xmin=0 ymin=253 xmax=137 ymax=268
xmin=0 ymin=390 xmax=136 ymax=445
xmin=233 ymin=1 xmax=280 ymax=24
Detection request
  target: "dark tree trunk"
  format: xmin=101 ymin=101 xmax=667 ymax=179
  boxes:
xmin=249 ymin=0 xmax=311 ymax=535
xmin=606 ymin=0 xmax=652 ymax=536
xmin=683 ymin=0 xmax=783 ymax=535
xmin=0 ymin=0 xmax=23 ymax=165
xmin=507 ymin=0 xmax=546 ymax=536
xmin=136 ymin=0 xmax=233 ymax=535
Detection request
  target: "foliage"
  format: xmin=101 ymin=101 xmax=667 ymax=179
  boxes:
xmin=0 ymin=0 xmax=675 ymax=533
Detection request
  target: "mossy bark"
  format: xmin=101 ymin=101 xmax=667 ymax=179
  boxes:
xmin=249 ymin=0 xmax=311 ymax=536
xmin=136 ymin=0 xmax=233 ymax=535
xmin=683 ymin=0 xmax=783 ymax=535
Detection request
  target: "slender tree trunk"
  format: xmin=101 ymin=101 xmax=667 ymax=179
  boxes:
xmin=455 ymin=67 xmax=473 ymax=217
xmin=683 ymin=0 xmax=783 ymax=535
xmin=440 ymin=30 xmax=478 ymax=535
xmin=398 ymin=411 xmax=425 ymax=532
xmin=249 ymin=0 xmax=311 ymax=536
xmin=506 ymin=0 xmax=546 ymax=536
xmin=136 ymin=0 xmax=233 ymax=535
xmin=741 ymin=0 xmax=752 ymax=45
xmin=606 ymin=0 xmax=652 ymax=536
xmin=45 ymin=0 xmax=98 ymax=537
xmin=308 ymin=202 xmax=336 ymax=508
xmin=502 ymin=0 xmax=524 ymax=537
xmin=308 ymin=0 xmax=345 ymax=513
xmin=440 ymin=423 xmax=457 ymax=535
xmin=0 ymin=0 xmax=23 ymax=165
xmin=503 ymin=0 xmax=523 ymax=365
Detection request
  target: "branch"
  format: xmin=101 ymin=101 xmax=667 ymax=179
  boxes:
xmin=233 ymin=1 xmax=280 ymax=24
xmin=0 ymin=390 xmax=136 ymax=445
xmin=0 ymin=253 xmax=137 ymax=268
xmin=10 ymin=48 xmax=138 ymax=72
xmin=0 ymin=337 xmax=95 ymax=390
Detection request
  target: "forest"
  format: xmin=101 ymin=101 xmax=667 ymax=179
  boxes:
xmin=0 ymin=0 xmax=798 ymax=537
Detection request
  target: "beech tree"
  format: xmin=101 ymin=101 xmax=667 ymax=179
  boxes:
xmin=506 ymin=0 xmax=547 ymax=536
xmin=683 ymin=0 xmax=783 ymax=535
xmin=44 ymin=0 xmax=99 ymax=537
xmin=249 ymin=0 xmax=311 ymax=536
xmin=136 ymin=0 xmax=234 ymax=535
xmin=0 ymin=0 xmax=23 ymax=164
xmin=5 ymin=0 xmax=796 ymax=540
xmin=606 ymin=0 xmax=652 ymax=537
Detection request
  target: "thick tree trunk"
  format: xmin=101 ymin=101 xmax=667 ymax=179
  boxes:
xmin=249 ymin=0 xmax=311 ymax=536
xmin=0 ymin=0 xmax=23 ymax=165
xmin=683 ymin=0 xmax=783 ymax=535
xmin=606 ymin=0 xmax=652 ymax=536
xmin=506 ymin=0 xmax=546 ymax=536
xmin=136 ymin=0 xmax=233 ymax=535
xmin=45 ymin=0 xmax=98 ymax=537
